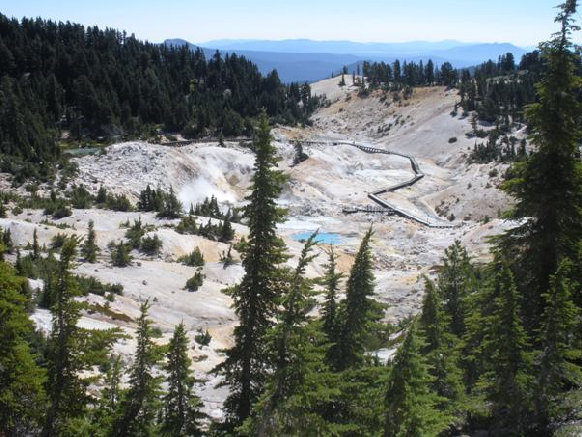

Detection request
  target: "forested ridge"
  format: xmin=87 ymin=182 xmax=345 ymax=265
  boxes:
xmin=0 ymin=14 xmax=319 ymax=180
xmin=352 ymin=40 xmax=579 ymax=165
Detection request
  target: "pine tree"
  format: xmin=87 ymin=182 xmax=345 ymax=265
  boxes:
xmin=479 ymin=262 xmax=532 ymax=432
xmin=242 ymin=233 xmax=337 ymax=435
xmin=384 ymin=323 xmax=450 ymax=437
xmin=14 ymin=249 xmax=23 ymax=276
xmin=460 ymin=257 xmax=508 ymax=394
xmin=425 ymin=59 xmax=435 ymax=85
xmin=321 ymin=245 xmax=343 ymax=341
xmin=94 ymin=355 xmax=123 ymax=432
xmin=32 ymin=227 xmax=40 ymax=260
xmin=179 ymin=247 xmax=204 ymax=267
xmin=158 ymin=186 xmax=183 ymax=219
xmin=110 ymin=301 xmax=163 ymax=436
xmin=161 ymin=323 xmax=203 ymax=436
xmin=536 ymin=259 xmax=581 ymax=425
xmin=138 ymin=185 xmax=155 ymax=211
xmin=210 ymin=195 xmax=220 ymax=218
xmin=110 ymin=241 xmax=132 ymax=267
xmin=125 ymin=218 xmax=146 ymax=250
xmin=185 ymin=271 xmax=204 ymax=292
xmin=502 ymin=0 xmax=582 ymax=327
xmin=219 ymin=218 xmax=234 ymax=242
xmin=43 ymin=239 xmax=90 ymax=435
xmin=418 ymin=277 xmax=464 ymax=415
xmin=220 ymin=245 xmax=235 ymax=269
xmin=0 ymin=261 xmax=46 ymax=436
xmin=438 ymin=241 xmax=474 ymax=337
xmin=440 ymin=62 xmax=457 ymax=87
xmin=96 ymin=186 xmax=107 ymax=205
xmin=213 ymin=112 xmax=289 ymax=428
xmin=334 ymin=227 xmax=375 ymax=370
xmin=2 ymin=228 xmax=13 ymax=253
xmin=81 ymin=219 xmax=99 ymax=262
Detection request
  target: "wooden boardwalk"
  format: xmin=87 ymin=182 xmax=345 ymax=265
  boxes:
xmin=158 ymin=136 xmax=252 ymax=147
xmin=301 ymin=139 xmax=457 ymax=228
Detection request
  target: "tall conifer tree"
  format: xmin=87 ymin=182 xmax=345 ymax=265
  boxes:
xmin=214 ymin=112 xmax=288 ymax=428
xmin=333 ymin=227 xmax=375 ymax=370
xmin=384 ymin=324 xmax=450 ymax=436
xmin=43 ymin=239 xmax=87 ymax=436
xmin=438 ymin=241 xmax=474 ymax=338
xmin=321 ymin=245 xmax=343 ymax=341
xmin=110 ymin=301 xmax=163 ymax=436
xmin=502 ymin=0 xmax=582 ymax=326
xmin=94 ymin=355 xmax=123 ymax=431
xmin=479 ymin=262 xmax=532 ymax=432
xmin=0 ymin=260 xmax=46 ymax=436
xmin=162 ymin=322 xmax=203 ymax=436
xmin=81 ymin=219 xmax=99 ymax=263
xmin=536 ymin=259 xmax=581 ymax=425
xmin=32 ymin=228 xmax=40 ymax=260
xmin=243 ymin=234 xmax=337 ymax=435
xmin=418 ymin=278 xmax=464 ymax=414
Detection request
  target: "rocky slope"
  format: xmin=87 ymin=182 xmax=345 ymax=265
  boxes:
xmin=0 ymin=78 xmax=520 ymax=419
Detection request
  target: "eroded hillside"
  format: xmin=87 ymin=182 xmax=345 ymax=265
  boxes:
xmin=0 ymin=77 xmax=520 ymax=419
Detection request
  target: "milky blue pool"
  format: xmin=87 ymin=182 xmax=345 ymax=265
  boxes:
xmin=291 ymin=232 xmax=342 ymax=245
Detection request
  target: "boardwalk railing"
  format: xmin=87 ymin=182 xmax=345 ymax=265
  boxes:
xmin=158 ymin=137 xmax=252 ymax=147
xmin=301 ymin=139 xmax=456 ymax=228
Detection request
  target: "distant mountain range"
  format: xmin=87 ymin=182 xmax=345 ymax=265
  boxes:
xmin=164 ymin=38 xmax=529 ymax=83
xmin=198 ymin=39 xmax=476 ymax=54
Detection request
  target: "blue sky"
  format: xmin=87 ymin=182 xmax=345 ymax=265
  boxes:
xmin=2 ymin=0 xmax=580 ymax=47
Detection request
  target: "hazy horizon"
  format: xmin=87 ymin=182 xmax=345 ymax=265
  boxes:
xmin=196 ymin=38 xmax=532 ymax=49
xmin=1 ymin=0 xmax=577 ymax=48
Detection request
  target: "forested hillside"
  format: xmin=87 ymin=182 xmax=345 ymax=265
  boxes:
xmin=1 ymin=2 xmax=582 ymax=436
xmin=349 ymin=47 xmax=558 ymax=164
xmin=0 ymin=14 xmax=319 ymax=180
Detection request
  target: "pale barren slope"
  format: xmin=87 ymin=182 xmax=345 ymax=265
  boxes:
xmin=2 ymin=77 xmax=521 ymax=420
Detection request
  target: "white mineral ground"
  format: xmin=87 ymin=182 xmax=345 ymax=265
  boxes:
xmin=0 ymin=77 xmax=522 ymax=419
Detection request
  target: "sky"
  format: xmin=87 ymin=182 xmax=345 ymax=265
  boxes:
xmin=1 ymin=0 xmax=581 ymax=47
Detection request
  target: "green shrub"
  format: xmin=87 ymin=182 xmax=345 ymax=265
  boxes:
xmin=1 ymin=228 xmax=13 ymax=253
xmin=151 ymin=326 xmax=163 ymax=338
xmin=43 ymin=198 xmax=72 ymax=218
xmin=76 ymin=275 xmax=124 ymax=296
xmin=157 ymin=186 xmax=182 ymax=219
xmin=140 ymin=234 xmax=163 ymax=256
xmin=70 ymin=184 xmax=93 ymax=209
xmin=52 ymin=203 xmax=72 ymax=219
xmin=110 ymin=241 xmax=133 ymax=267
xmin=95 ymin=186 xmax=107 ymax=205
xmin=50 ymin=233 xmax=68 ymax=250
xmin=220 ymin=246 xmax=235 ymax=269
xmin=105 ymin=193 xmax=133 ymax=212
xmin=179 ymin=247 xmax=205 ymax=267
xmin=195 ymin=328 xmax=212 ymax=346
xmin=185 ymin=270 xmax=204 ymax=292
xmin=125 ymin=218 xmax=147 ymax=249
xmin=175 ymin=216 xmax=197 ymax=234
